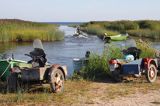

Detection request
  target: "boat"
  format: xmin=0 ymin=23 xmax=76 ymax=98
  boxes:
xmin=104 ymin=33 xmax=128 ymax=41
xmin=73 ymin=51 xmax=90 ymax=71
xmin=73 ymin=31 xmax=88 ymax=38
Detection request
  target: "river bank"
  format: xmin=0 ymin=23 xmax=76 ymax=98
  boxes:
xmin=0 ymin=19 xmax=64 ymax=42
xmin=80 ymin=20 xmax=160 ymax=40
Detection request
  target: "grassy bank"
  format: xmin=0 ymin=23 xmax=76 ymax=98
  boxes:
xmin=0 ymin=19 xmax=64 ymax=42
xmin=0 ymin=80 xmax=160 ymax=105
xmin=80 ymin=20 xmax=160 ymax=40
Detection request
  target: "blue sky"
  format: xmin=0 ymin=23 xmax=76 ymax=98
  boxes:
xmin=0 ymin=0 xmax=160 ymax=22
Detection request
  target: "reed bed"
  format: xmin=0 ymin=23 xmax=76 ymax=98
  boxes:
xmin=0 ymin=19 xmax=64 ymax=42
xmin=81 ymin=24 xmax=118 ymax=38
xmin=80 ymin=20 xmax=160 ymax=40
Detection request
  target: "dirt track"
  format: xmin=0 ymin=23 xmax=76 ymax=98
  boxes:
xmin=90 ymin=89 xmax=160 ymax=106
xmin=70 ymin=81 xmax=160 ymax=106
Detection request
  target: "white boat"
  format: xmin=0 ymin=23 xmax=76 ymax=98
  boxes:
xmin=73 ymin=32 xmax=88 ymax=38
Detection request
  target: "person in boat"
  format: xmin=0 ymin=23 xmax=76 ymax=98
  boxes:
xmin=85 ymin=51 xmax=90 ymax=58
xmin=103 ymin=33 xmax=111 ymax=43
xmin=76 ymin=26 xmax=81 ymax=35
xmin=81 ymin=51 xmax=90 ymax=65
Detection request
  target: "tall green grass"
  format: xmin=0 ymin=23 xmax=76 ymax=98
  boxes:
xmin=80 ymin=20 xmax=160 ymax=40
xmin=0 ymin=19 xmax=64 ymax=42
xmin=77 ymin=45 xmax=123 ymax=80
xmin=136 ymin=40 xmax=156 ymax=58
xmin=75 ymin=41 xmax=156 ymax=80
xmin=81 ymin=24 xmax=118 ymax=39
xmin=79 ymin=53 xmax=109 ymax=80
xmin=127 ymin=29 xmax=160 ymax=39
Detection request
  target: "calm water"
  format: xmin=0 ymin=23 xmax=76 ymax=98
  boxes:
xmin=1 ymin=25 xmax=160 ymax=75
xmin=3 ymin=26 xmax=104 ymax=75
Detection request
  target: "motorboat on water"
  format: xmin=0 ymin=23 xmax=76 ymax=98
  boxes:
xmin=103 ymin=33 xmax=128 ymax=41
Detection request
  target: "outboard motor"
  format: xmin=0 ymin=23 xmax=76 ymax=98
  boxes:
xmin=28 ymin=48 xmax=47 ymax=67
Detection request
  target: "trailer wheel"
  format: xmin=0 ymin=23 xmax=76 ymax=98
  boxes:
xmin=146 ymin=64 xmax=157 ymax=83
xmin=111 ymin=69 xmax=122 ymax=82
xmin=49 ymin=68 xmax=64 ymax=93
xmin=7 ymin=73 xmax=22 ymax=93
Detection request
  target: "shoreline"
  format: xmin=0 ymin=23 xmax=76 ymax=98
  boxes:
xmin=80 ymin=20 xmax=160 ymax=40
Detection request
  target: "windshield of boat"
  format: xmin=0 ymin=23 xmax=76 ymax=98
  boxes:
xmin=33 ymin=39 xmax=44 ymax=50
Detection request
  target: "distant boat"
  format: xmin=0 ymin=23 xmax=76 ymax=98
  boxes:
xmin=73 ymin=32 xmax=80 ymax=37
xmin=73 ymin=31 xmax=88 ymax=38
xmin=104 ymin=33 xmax=128 ymax=41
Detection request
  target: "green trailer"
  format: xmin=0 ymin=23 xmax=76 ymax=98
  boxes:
xmin=0 ymin=39 xmax=67 ymax=93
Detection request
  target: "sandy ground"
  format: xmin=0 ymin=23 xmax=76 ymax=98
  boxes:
xmin=91 ymin=90 xmax=160 ymax=106
xmin=70 ymin=81 xmax=160 ymax=106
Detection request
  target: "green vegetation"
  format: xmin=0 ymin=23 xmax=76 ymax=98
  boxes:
xmin=136 ymin=40 xmax=156 ymax=58
xmin=80 ymin=20 xmax=160 ymax=40
xmin=81 ymin=23 xmax=119 ymax=39
xmin=0 ymin=19 xmax=64 ymax=42
xmin=78 ymin=46 xmax=123 ymax=80
xmin=73 ymin=40 xmax=156 ymax=81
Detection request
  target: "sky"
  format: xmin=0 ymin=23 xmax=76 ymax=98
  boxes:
xmin=0 ymin=0 xmax=160 ymax=22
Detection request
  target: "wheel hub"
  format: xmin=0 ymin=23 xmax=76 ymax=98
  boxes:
xmin=149 ymin=67 xmax=155 ymax=79
xmin=54 ymin=73 xmax=63 ymax=91
xmin=150 ymin=70 xmax=155 ymax=78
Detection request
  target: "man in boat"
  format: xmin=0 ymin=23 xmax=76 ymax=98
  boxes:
xmin=103 ymin=33 xmax=111 ymax=43
xmin=76 ymin=25 xmax=81 ymax=35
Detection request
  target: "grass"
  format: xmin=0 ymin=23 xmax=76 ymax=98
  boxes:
xmin=80 ymin=20 xmax=160 ymax=40
xmin=127 ymin=29 xmax=160 ymax=39
xmin=0 ymin=80 xmax=91 ymax=105
xmin=136 ymin=39 xmax=156 ymax=58
xmin=79 ymin=53 xmax=109 ymax=80
xmin=0 ymin=19 xmax=64 ymax=42
xmin=81 ymin=24 xmax=119 ymax=39
xmin=74 ymin=45 xmax=123 ymax=80
xmin=74 ymin=40 xmax=156 ymax=81
xmin=0 ymin=79 xmax=160 ymax=105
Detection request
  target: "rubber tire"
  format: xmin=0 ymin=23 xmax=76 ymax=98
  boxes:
xmin=111 ymin=69 xmax=122 ymax=82
xmin=146 ymin=64 xmax=157 ymax=83
xmin=49 ymin=68 xmax=64 ymax=93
